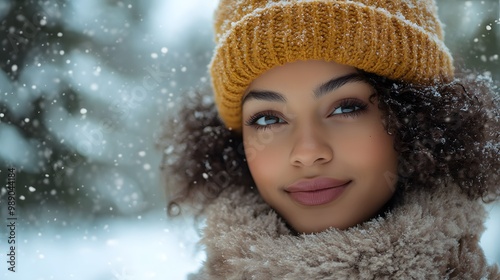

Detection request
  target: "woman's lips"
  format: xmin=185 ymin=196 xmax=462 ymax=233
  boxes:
xmin=285 ymin=177 xmax=351 ymax=206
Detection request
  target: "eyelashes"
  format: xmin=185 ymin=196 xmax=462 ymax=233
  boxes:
xmin=245 ymin=98 xmax=368 ymax=130
xmin=244 ymin=110 xmax=285 ymax=128
xmin=329 ymin=98 xmax=368 ymax=117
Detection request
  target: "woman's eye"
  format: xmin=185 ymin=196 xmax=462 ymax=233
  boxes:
xmin=254 ymin=115 xmax=284 ymax=126
xmin=330 ymin=99 xmax=367 ymax=116
xmin=244 ymin=111 xmax=287 ymax=129
xmin=331 ymin=105 xmax=361 ymax=115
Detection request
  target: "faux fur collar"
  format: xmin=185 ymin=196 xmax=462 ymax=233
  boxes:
xmin=191 ymin=185 xmax=499 ymax=279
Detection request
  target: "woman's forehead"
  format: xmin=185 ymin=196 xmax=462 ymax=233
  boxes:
xmin=246 ymin=60 xmax=358 ymax=92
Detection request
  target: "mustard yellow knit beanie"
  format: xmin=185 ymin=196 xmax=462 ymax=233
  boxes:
xmin=210 ymin=0 xmax=455 ymax=131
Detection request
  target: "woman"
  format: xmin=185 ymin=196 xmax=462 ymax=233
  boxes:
xmin=161 ymin=0 xmax=500 ymax=278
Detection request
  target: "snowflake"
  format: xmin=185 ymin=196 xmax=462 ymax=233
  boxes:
xmin=112 ymin=267 xmax=135 ymax=280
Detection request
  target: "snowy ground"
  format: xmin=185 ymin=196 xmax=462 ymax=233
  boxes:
xmin=1 ymin=209 xmax=205 ymax=280
xmin=1 ymin=203 xmax=499 ymax=280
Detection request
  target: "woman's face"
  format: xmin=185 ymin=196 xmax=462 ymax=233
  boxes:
xmin=242 ymin=60 xmax=398 ymax=233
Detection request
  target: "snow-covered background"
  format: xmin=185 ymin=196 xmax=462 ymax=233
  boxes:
xmin=0 ymin=0 xmax=498 ymax=279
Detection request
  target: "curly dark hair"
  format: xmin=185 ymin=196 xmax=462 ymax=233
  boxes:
xmin=158 ymin=71 xmax=500 ymax=216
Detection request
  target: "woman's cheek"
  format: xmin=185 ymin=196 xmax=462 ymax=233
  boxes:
xmin=334 ymin=119 xmax=397 ymax=174
xmin=245 ymin=135 xmax=284 ymax=187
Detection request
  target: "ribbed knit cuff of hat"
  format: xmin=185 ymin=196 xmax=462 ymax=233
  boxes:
xmin=210 ymin=0 xmax=454 ymax=131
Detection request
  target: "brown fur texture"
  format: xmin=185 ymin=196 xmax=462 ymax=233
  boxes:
xmin=189 ymin=184 xmax=499 ymax=279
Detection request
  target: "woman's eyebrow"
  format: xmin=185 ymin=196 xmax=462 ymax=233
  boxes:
xmin=242 ymin=90 xmax=287 ymax=105
xmin=314 ymin=73 xmax=367 ymax=98
xmin=242 ymin=72 xmax=366 ymax=105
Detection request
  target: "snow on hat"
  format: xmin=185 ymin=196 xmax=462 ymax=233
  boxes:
xmin=209 ymin=0 xmax=454 ymax=131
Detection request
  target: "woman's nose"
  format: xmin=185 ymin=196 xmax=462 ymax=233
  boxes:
xmin=289 ymin=125 xmax=333 ymax=167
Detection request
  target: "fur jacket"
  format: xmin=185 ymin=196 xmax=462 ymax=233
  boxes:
xmin=189 ymin=185 xmax=499 ymax=279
